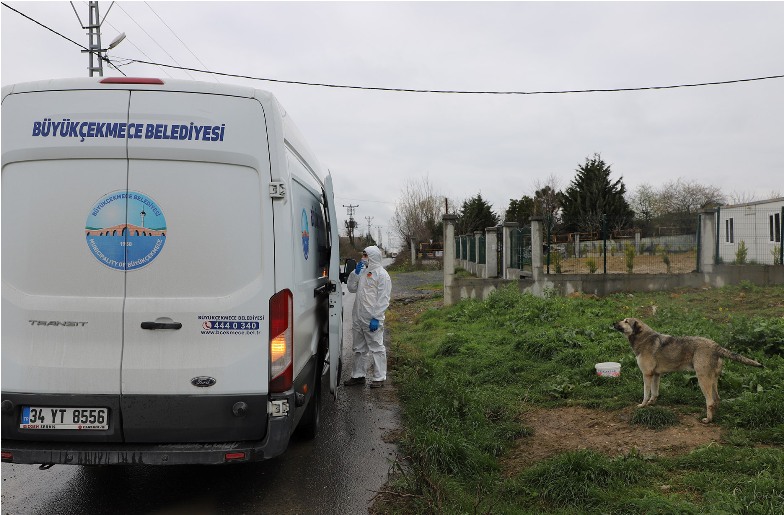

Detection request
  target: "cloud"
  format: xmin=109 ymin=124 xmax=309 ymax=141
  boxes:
xmin=3 ymin=1 xmax=783 ymax=251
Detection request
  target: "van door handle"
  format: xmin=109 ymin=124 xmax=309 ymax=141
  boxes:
xmin=141 ymin=321 xmax=183 ymax=330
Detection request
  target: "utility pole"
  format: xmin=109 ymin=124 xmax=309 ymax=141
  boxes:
xmin=83 ymin=2 xmax=103 ymax=76
xmin=343 ymin=204 xmax=359 ymax=245
xmin=75 ymin=2 xmax=123 ymax=77
xmin=364 ymin=217 xmax=374 ymax=243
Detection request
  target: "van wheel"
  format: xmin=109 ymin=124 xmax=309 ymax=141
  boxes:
xmin=296 ymin=367 xmax=322 ymax=440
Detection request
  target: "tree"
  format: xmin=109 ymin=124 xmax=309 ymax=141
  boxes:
xmin=457 ymin=193 xmax=499 ymax=234
xmin=505 ymin=195 xmax=535 ymax=226
xmin=629 ymin=183 xmax=658 ymax=235
xmin=392 ymin=176 xmax=445 ymax=248
xmin=505 ymin=174 xmax=563 ymax=231
xmin=630 ymin=179 xmax=726 ymax=235
xmin=561 ymin=154 xmax=634 ymax=234
xmin=656 ymin=178 xmax=724 ymax=215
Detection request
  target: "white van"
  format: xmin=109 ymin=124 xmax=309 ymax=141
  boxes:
xmin=1 ymin=78 xmax=345 ymax=466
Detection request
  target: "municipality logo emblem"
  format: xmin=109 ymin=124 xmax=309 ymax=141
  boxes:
xmin=85 ymin=191 xmax=167 ymax=271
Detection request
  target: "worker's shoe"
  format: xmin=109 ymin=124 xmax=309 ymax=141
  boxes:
xmin=343 ymin=377 xmax=366 ymax=386
xmin=369 ymin=380 xmax=385 ymax=389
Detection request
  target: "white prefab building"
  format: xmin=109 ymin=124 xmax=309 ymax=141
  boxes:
xmin=717 ymin=198 xmax=784 ymax=265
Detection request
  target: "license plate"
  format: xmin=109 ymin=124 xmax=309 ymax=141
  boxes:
xmin=20 ymin=406 xmax=109 ymax=430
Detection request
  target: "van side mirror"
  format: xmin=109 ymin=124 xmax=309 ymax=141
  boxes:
xmin=340 ymin=258 xmax=357 ymax=283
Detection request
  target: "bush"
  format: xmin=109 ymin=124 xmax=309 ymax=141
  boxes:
xmin=551 ymin=251 xmax=562 ymax=273
xmin=625 ymin=243 xmax=635 ymax=273
xmin=735 ymin=240 xmax=748 ymax=264
xmin=586 ymin=257 xmax=598 ymax=274
xmin=729 ymin=317 xmax=784 ymax=357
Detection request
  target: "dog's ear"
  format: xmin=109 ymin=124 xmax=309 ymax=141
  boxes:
xmin=631 ymin=319 xmax=642 ymax=335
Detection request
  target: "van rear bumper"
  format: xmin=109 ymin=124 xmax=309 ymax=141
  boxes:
xmin=1 ymin=411 xmax=293 ymax=466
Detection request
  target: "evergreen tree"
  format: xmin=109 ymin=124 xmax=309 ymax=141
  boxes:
xmin=561 ymin=154 xmax=634 ymax=234
xmin=505 ymin=196 xmax=535 ymax=226
xmin=457 ymin=193 xmax=499 ymax=234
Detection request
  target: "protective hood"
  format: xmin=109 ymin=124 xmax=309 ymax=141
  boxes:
xmin=364 ymin=245 xmax=383 ymax=270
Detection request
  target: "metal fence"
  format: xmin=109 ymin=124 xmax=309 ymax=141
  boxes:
xmin=510 ymin=226 xmax=532 ymax=269
xmin=545 ymin=225 xmax=699 ymax=275
xmin=716 ymin=205 xmax=783 ymax=265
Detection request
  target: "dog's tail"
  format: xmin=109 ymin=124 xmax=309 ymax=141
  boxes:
xmin=716 ymin=346 xmax=763 ymax=367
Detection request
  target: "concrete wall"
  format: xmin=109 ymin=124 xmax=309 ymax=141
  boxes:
xmin=446 ymin=265 xmax=784 ymax=303
xmin=443 ymin=212 xmax=783 ymax=305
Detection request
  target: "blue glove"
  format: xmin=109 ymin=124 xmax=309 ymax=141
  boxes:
xmin=369 ymin=318 xmax=379 ymax=332
xmin=354 ymin=261 xmax=365 ymax=275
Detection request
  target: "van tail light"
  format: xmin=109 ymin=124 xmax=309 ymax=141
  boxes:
xmin=100 ymin=77 xmax=164 ymax=85
xmin=269 ymin=289 xmax=293 ymax=393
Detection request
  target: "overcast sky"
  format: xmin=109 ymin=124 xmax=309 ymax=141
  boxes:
xmin=3 ymin=1 xmax=783 ymax=251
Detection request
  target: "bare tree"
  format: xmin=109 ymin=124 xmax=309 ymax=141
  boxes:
xmin=728 ymin=190 xmax=782 ymax=205
xmin=656 ymin=178 xmax=725 ymax=214
xmin=728 ymin=191 xmax=759 ymax=205
xmin=392 ymin=176 xmax=445 ymax=248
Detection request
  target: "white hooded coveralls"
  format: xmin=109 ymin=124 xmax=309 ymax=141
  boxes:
xmin=347 ymin=245 xmax=392 ymax=382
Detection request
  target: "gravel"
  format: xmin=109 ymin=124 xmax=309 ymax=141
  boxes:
xmin=389 ymin=270 xmax=443 ymax=301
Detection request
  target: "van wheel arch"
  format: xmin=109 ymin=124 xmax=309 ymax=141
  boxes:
xmin=295 ymin=341 xmax=326 ymax=440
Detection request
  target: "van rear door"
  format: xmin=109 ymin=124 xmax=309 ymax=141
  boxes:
xmin=120 ymin=91 xmax=273 ymax=442
xmin=324 ymin=174 xmax=343 ymax=397
xmin=1 ymin=89 xmax=129 ymax=442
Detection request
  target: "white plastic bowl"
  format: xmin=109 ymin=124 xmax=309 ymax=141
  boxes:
xmin=595 ymin=362 xmax=621 ymax=377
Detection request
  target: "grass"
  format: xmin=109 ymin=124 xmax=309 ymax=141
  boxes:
xmin=376 ymin=284 xmax=784 ymax=514
xmin=631 ymin=406 xmax=680 ymax=429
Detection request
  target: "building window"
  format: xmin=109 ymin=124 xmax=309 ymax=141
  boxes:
xmin=726 ymin=218 xmax=734 ymax=243
xmin=771 ymin=213 xmax=781 ymax=243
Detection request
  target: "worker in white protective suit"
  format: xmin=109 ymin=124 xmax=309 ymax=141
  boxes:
xmin=344 ymin=245 xmax=392 ymax=388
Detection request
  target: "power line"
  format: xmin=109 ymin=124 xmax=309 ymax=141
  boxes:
xmin=4 ymin=2 xmax=86 ymax=50
xmin=113 ymin=2 xmax=186 ymax=78
xmin=143 ymin=1 xmax=219 ymax=83
xmin=99 ymin=57 xmax=784 ymax=96
xmin=4 ymin=2 xmax=784 ymax=96
xmin=3 ymin=2 xmax=125 ymax=76
xmin=100 ymin=15 xmax=171 ymax=78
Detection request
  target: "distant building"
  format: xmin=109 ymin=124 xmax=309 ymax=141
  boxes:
xmin=717 ymin=198 xmax=783 ymax=264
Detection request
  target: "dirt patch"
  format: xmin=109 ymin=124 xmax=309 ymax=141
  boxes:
xmin=503 ymin=406 xmax=722 ymax=476
xmin=556 ymin=252 xmax=697 ymax=274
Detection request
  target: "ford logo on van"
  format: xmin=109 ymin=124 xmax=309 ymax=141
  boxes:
xmin=191 ymin=376 xmax=217 ymax=388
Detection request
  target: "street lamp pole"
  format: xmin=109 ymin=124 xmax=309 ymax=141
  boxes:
xmin=79 ymin=2 xmax=125 ymax=77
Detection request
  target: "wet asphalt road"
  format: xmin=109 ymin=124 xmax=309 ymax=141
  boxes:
xmin=1 ymin=285 xmax=402 ymax=515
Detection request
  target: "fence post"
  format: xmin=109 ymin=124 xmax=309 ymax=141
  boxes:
xmin=602 ymin=214 xmax=608 ymax=274
xmin=780 ymin=207 xmax=783 ymax=265
xmin=502 ymin=222 xmax=518 ymax=279
xmin=410 ymin=238 xmax=417 ymax=266
xmin=485 ymin=227 xmax=498 ymax=278
xmin=715 ymin=207 xmax=721 ymax=265
xmin=442 ymin=214 xmax=458 ymax=306
xmin=530 ymin=217 xmax=544 ymax=281
xmin=698 ymin=208 xmax=717 ymax=273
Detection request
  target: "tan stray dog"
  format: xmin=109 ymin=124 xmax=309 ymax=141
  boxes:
xmin=613 ymin=318 xmax=763 ymax=423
